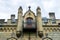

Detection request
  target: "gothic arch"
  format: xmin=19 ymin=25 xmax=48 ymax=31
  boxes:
xmin=7 ymin=37 xmax=17 ymax=40
xmin=42 ymin=37 xmax=52 ymax=40
xmin=23 ymin=10 xmax=36 ymax=22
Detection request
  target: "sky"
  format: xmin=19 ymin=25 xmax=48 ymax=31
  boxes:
xmin=0 ymin=0 xmax=60 ymax=21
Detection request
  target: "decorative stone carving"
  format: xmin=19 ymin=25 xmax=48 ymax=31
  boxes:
xmin=16 ymin=31 xmax=22 ymax=38
xmin=38 ymin=31 xmax=43 ymax=38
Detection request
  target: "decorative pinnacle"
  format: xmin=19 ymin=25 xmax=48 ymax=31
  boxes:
xmin=37 ymin=6 xmax=41 ymax=10
xmin=28 ymin=6 xmax=31 ymax=10
xmin=19 ymin=6 xmax=22 ymax=10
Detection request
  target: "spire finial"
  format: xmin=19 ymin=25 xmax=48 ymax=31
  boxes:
xmin=37 ymin=6 xmax=41 ymax=10
xmin=28 ymin=6 xmax=31 ymax=10
xmin=19 ymin=6 xmax=22 ymax=10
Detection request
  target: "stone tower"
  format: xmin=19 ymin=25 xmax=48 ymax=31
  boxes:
xmin=16 ymin=6 xmax=23 ymax=38
xmin=36 ymin=7 xmax=43 ymax=40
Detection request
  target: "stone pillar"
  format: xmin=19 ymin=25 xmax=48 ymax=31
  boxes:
xmin=36 ymin=6 xmax=43 ymax=38
xmin=16 ymin=6 xmax=23 ymax=38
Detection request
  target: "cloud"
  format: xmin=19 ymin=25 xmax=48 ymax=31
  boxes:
xmin=41 ymin=0 xmax=60 ymax=18
xmin=0 ymin=0 xmax=60 ymax=21
xmin=42 ymin=0 xmax=56 ymax=12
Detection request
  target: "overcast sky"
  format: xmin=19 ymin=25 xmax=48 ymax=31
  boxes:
xmin=0 ymin=0 xmax=60 ymax=21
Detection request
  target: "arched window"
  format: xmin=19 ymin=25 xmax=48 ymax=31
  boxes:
xmin=26 ymin=17 xmax=33 ymax=25
xmin=26 ymin=17 xmax=33 ymax=28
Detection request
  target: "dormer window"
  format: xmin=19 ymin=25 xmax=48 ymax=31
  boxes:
xmin=11 ymin=14 xmax=16 ymax=23
xmin=0 ymin=19 xmax=5 ymax=25
xmin=52 ymin=19 xmax=56 ymax=24
xmin=42 ymin=17 xmax=48 ymax=24
xmin=11 ymin=18 xmax=16 ymax=23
